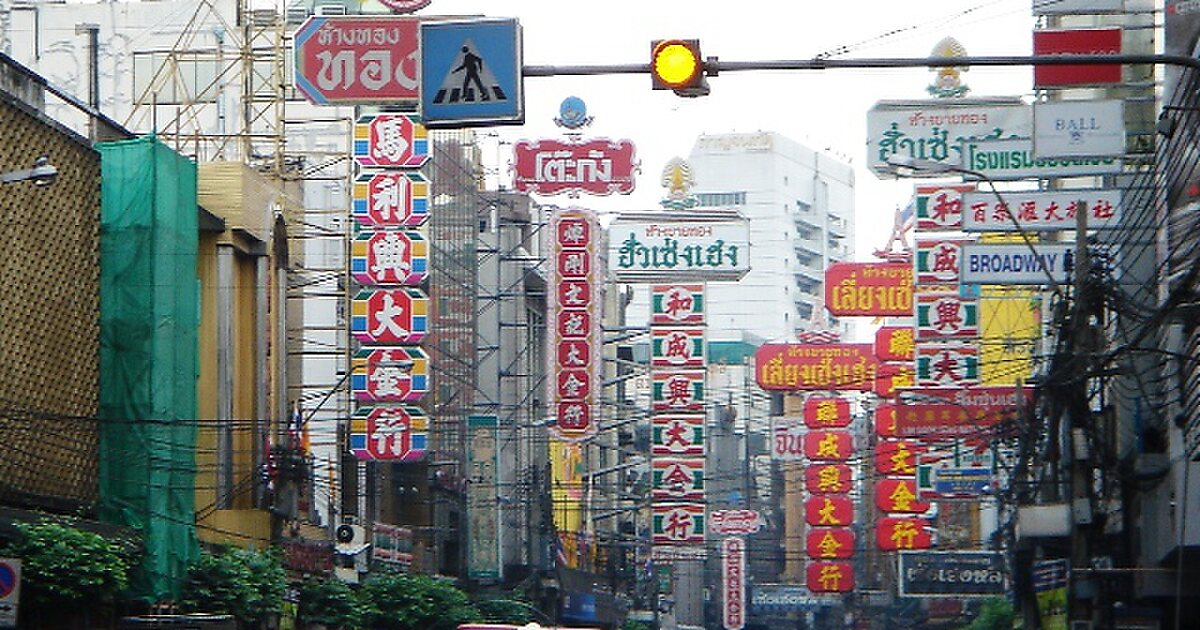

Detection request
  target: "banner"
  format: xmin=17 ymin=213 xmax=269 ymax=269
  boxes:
xmin=899 ymin=552 xmax=1006 ymax=597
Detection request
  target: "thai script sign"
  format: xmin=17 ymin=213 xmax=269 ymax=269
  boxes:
xmin=722 ymin=537 xmax=747 ymax=630
xmin=755 ymin=343 xmax=880 ymax=391
xmin=915 ymin=237 xmax=973 ymax=286
xmin=351 ymin=346 xmax=430 ymax=402
xmin=806 ymin=464 xmax=852 ymax=494
xmin=824 ymin=262 xmax=913 ymax=316
xmin=609 ymin=210 xmax=750 ymax=281
xmin=916 ymin=292 xmax=979 ymax=340
xmin=915 ymin=184 xmax=974 ymax=231
xmin=963 ymin=138 xmax=1121 ymax=180
xmin=803 ymin=396 xmax=852 ymax=428
xmin=351 ymin=230 xmax=428 ymax=286
xmin=352 ymin=171 xmax=430 ymax=227
xmin=351 ymin=288 xmax=429 ymax=344
xmin=895 ymin=386 xmax=1029 ymax=437
xmin=751 ymin=585 xmax=839 ymax=612
xmin=652 ymin=414 xmax=705 ymax=456
xmin=651 ymin=284 xmax=706 ymax=324
xmin=294 ymin=16 xmax=420 ymax=105
xmin=770 ymin=417 xmax=804 ymax=461
xmin=652 ymin=503 xmax=706 ymax=545
xmin=876 ymin=326 xmax=915 ymax=361
xmin=547 ymin=208 xmax=601 ymax=442
xmin=349 ymin=404 xmax=428 ymax=461
xmin=710 ymin=510 xmax=764 ymax=535
xmin=960 ymin=243 xmax=1077 ymax=285
xmin=651 ymin=327 xmax=706 ymax=368
xmin=1034 ymin=99 xmax=1125 ymax=158
xmin=867 ymin=98 xmax=1030 ymax=177
xmin=807 ymin=561 xmax=854 ymax=593
xmin=961 ymin=189 xmax=1120 ymax=232
xmin=877 ymin=517 xmax=934 ymax=551
xmin=807 ymin=528 xmax=854 ymax=559
xmin=512 ymin=138 xmax=637 ymax=196
xmin=1033 ymin=28 xmax=1122 ymax=88
xmin=899 ymin=552 xmax=1006 ymax=597
xmin=353 ymin=113 xmax=429 ymax=168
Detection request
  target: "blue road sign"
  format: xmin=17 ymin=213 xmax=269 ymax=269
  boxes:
xmin=420 ymin=18 xmax=523 ymax=127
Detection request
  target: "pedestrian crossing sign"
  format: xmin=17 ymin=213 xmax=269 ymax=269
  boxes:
xmin=421 ymin=18 xmax=523 ymax=127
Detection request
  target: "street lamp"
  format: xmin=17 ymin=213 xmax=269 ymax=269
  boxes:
xmin=884 ymin=154 xmax=1062 ymax=296
xmin=0 ymin=155 xmax=59 ymax=187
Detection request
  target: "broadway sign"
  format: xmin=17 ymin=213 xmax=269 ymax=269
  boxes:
xmin=895 ymin=386 xmax=1030 ymax=437
xmin=899 ymin=551 xmax=1006 ymax=597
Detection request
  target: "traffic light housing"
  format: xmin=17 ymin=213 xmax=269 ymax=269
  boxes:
xmin=651 ymin=39 xmax=710 ymax=97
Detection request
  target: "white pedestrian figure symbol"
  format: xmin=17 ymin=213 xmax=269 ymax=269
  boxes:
xmin=371 ymin=232 xmax=412 ymax=281
xmin=371 ymin=293 xmax=409 ymax=339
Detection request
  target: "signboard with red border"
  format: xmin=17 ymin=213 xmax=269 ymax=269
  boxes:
xmin=651 ymin=284 xmax=705 ymax=325
xmin=651 ymin=457 xmax=705 ymax=501
xmin=875 ymin=326 xmax=915 ymax=362
xmin=876 ymin=478 xmax=933 ymax=514
xmin=825 ymin=262 xmax=914 ymax=316
xmin=805 ymin=495 xmax=854 ymax=526
xmin=710 ymin=510 xmax=764 ymax=535
xmin=652 ymin=371 xmax=705 ymax=412
xmin=895 ymin=386 xmax=1029 ymax=437
xmin=349 ymin=404 xmax=429 ymax=461
xmin=652 ymin=414 xmax=705 ymax=456
xmin=650 ymin=327 xmax=706 ymax=369
xmin=914 ymin=184 xmax=973 ymax=231
xmin=877 ymin=517 xmax=935 ymax=551
xmin=803 ymin=430 xmax=854 ymax=462
xmin=961 ymin=189 xmax=1121 ymax=232
xmin=350 ymin=230 xmax=429 ymax=286
xmin=351 ymin=288 xmax=429 ymax=344
xmin=755 ymin=343 xmax=880 ymax=391
xmin=293 ymin=16 xmax=420 ymax=106
xmin=513 ymin=138 xmax=637 ymax=196
xmin=915 ymin=343 xmax=980 ymax=388
xmin=803 ymin=396 xmax=852 ymax=429
xmin=805 ymin=464 xmax=853 ymax=495
xmin=875 ymin=440 xmax=925 ymax=477
xmin=351 ymin=346 xmax=430 ymax=402
xmin=352 ymin=171 xmax=430 ymax=227
xmin=547 ymin=207 xmax=601 ymax=442
xmin=1033 ymin=28 xmax=1122 ymax=87
xmin=807 ymin=561 xmax=855 ymax=593
xmin=806 ymin=527 xmax=855 ymax=560
xmin=652 ymin=503 xmax=706 ymax=545
xmin=353 ymin=114 xmax=430 ymax=168
xmin=915 ymin=238 xmax=972 ymax=286
xmin=915 ymin=292 xmax=979 ymax=340
xmin=722 ymin=537 xmax=747 ymax=630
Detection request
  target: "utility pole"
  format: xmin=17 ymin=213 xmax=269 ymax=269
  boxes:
xmin=1069 ymin=195 xmax=1094 ymax=626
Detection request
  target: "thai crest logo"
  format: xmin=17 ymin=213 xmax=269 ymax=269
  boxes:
xmin=927 ymin=37 xmax=970 ymax=98
xmin=660 ymin=156 xmax=699 ymax=209
xmin=554 ymin=96 xmax=593 ymax=130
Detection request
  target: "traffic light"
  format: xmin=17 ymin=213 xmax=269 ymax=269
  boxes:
xmin=651 ymin=39 xmax=710 ymax=97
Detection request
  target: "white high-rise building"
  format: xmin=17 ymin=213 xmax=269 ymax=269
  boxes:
xmin=629 ymin=131 xmax=856 ymax=353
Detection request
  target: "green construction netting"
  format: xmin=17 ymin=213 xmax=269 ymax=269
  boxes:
xmin=96 ymin=135 xmax=200 ymax=603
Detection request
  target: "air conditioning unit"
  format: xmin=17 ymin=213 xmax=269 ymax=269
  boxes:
xmin=334 ymin=523 xmax=367 ymax=554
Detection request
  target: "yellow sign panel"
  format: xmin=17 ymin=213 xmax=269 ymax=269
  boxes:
xmin=979 ymin=286 xmax=1040 ymax=386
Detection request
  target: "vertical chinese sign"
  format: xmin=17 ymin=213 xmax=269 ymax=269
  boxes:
xmin=348 ymin=114 xmax=432 ymax=464
xmin=547 ymin=208 xmax=602 ymax=443
xmin=802 ymin=395 xmax=857 ymax=595
xmin=650 ymin=284 xmax=707 ymax=557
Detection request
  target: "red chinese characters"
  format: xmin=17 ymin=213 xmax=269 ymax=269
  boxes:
xmin=803 ymin=396 xmax=852 ymax=428
xmin=807 ymin=561 xmax=855 ymax=592
xmin=875 ymin=440 xmax=924 ymax=477
xmin=806 ymin=464 xmax=853 ymax=494
xmin=513 ymin=138 xmax=638 ymax=196
xmin=875 ymin=478 xmax=932 ymax=514
xmin=877 ymin=517 xmax=934 ymax=551
xmin=875 ymin=326 xmax=915 ymax=362
xmin=806 ymin=528 xmax=855 ymax=560
xmin=548 ymin=208 xmax=600 ymax=442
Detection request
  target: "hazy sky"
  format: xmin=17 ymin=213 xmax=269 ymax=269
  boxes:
xmin=411 ymin=0 xmax=1038 ymax=258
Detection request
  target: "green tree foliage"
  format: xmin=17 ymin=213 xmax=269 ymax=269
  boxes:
xmin=179 ymin=546 xmax=286 ymax=626
xmin=472 ymin=596 xmax=540 ymax=625
xmin=297 ymin=577 xmax=361 ymax=629
xmin=0 ymin=519 xmax=133 ymax=623
xmin=357 ymin=572 xmax=478 ymax=630
xmin=961 ymin=597 xmax=1015 ymax=630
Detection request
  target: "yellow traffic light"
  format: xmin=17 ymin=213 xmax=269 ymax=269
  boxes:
xmin=651 ymin=39 xmax=708 ymax=95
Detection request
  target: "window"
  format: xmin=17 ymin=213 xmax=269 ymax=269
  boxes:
xmin=695 ymin=191 xmax=746 ymax=207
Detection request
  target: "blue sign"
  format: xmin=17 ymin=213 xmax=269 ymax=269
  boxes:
xmin=420 ymin=18 xmax=523 ymax=127
xmin=933 ymin=466 xmax=993 ymax=496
